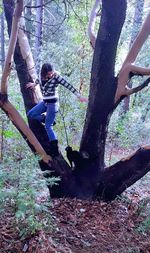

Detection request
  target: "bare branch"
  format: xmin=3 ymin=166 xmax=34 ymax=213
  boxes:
xmin=66 ymin=0 xmax=85 ymax=25
xmin=126 ymin=76 xmax=150 ymax=96
xmin=115 ymin=63 xmax=150 ymax=102
xmin=88 ymin=0 xmax=101 ymax=49
xmin=115 ymin=11 xmax=150 ymax=102
xmin=0 ymin=0 xmax=23 ymax=94
xmin=24 ymin=0 xmax=53 ymax=9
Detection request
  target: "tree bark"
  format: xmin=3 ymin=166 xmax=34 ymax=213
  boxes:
xmin=88 ymin=0 xmax=101 ymax=48
xmin=0 ymin=11 xmax=5 ymax=70
xmin=24 ymin=0 xmax=32 ymax=42
xmin=34 ymin=0 xmax=43 ymax=75
xmin=97 ymin=146 xmax=150 ymax=201
xmin=80 ymin=0 xmax=127 ymax=169
xmin=18 ymin=16 xmax=42 ymax=104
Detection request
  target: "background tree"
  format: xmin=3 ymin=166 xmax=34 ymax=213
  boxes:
xmin=0 ymin=10 xmax=5 ymax=70
xmin=34 ymin=0 xmax=43 ymax=75
xmin=1 ymin=0 xmax=150 ymax=201
xmin=24 ymin=0 xmax=32 ymax=43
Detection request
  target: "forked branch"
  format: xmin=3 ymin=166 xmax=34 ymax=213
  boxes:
xmin=115 ymin=11 xmax=150 ymax=102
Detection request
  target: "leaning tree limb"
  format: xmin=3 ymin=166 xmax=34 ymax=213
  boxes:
xmin=1 ymin=0 xmax=23 ymax=94
xmin=0 ymin=0 xmax=52 ymax=164
xmin=115 ymin=11 xmax=150 ymax=102
xmin=97 ymin=145 xmax=150 ymax=201
xmin=88 ymin=0 xmax=101 ymax=49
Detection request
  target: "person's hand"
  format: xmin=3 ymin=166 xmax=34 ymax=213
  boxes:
xmin=26 ymin=82 xmax=36 ymax=90
xmin=78 ymin=96 xmax=88 ymax=103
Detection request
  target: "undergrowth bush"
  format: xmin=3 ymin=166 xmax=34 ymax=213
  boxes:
xmin=0 ymin=127 xmax=59 ymax=239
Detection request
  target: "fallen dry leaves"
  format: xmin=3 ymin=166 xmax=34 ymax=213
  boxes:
xmin=0 ymin=194 xmax=150 ymax=253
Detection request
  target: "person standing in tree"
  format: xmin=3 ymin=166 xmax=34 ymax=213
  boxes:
xmin=27 ymin=63 xmax=88 ymax=157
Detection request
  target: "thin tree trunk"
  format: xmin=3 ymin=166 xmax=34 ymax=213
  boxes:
xmin=0 ymin=11 xmax=5 ymax=70
xmin=34 ymin=0 xmax=43 ymax=75
xmin=88 ymin=0 xmax=101 ymax=48
xmin=24 ymin=0 xmax=32 ymax=42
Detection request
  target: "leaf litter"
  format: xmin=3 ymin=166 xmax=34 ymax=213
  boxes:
xmin=0 ymin=192 xmax=150 ymax=253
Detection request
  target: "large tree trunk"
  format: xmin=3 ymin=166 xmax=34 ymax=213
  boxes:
xmin=80 ymin=0 xmax=126 ymax=168
xmin=2 ymin=0 xmax=150 ymax=201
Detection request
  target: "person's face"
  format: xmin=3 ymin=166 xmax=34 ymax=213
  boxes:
xmin=46 ymin=71 xmax=54 ymax=79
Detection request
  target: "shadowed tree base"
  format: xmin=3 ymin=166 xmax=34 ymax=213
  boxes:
xmin=45 ymin=146 xmax=150 ymax=201
xmin=97 ymin=146 xmax=150 ymax=201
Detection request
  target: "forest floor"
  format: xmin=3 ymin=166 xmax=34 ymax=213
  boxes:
xmin=0 ymin=180 xmax=150 ymax=253
xmin=0 ymin=147 xmax=150 ymax=253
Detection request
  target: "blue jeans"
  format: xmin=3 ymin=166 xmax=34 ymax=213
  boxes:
xmin=27 ymin=101 xmax=59 ymax=141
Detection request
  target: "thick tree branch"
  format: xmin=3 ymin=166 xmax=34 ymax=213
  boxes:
xmin=98 ymin=145 xmax=150 ymax=201
xmin=0 ymin=100 xmax=51 ymax=163
xmin=115 ymin=63 xmax=150 ymax=101
xmin=1 ymin=0 xmax=23 ymax=94
xmin=115 ymin=11 xmax=150 ymax=102
xmin=122 ymin=12 xmax=150 ymax=66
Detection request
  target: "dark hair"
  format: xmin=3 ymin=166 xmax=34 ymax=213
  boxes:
xmin=40 ymin=63 xmax=54 ymax=80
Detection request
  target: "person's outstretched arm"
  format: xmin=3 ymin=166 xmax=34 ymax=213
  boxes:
xmin=56 ymin=74 xmax=88 ymax=103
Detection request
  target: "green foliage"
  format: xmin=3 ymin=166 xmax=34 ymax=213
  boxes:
xmin=40 ymin=20 xmax=91 ymax=150
xmin=137 ymin=217 xmax=150 ymax=233
xmin=3 ymin=129 xmax=17 ymax=138
xmin=106 ymin=99 xmax=150 ymax=165
xmin=0 ymin=122 xmax=58 ymax=238
xmin=135 ymin=198 xmax=150 ymax=234
xmin=0 ymin=0 xmax=3 ymax=14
